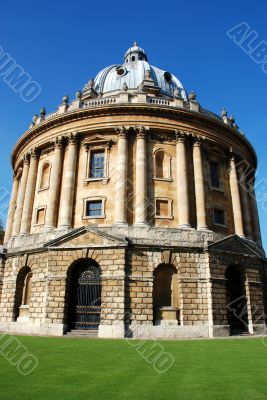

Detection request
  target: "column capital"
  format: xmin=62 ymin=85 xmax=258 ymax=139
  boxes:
xmin=192 ymin=135 xmax=205 ymax=147
xmin=228 ymin=147 xmax=240 ymax=162
xmin=175 ymin=130 xmax=187 ymax=143
xmin=135 ymin=125 xmax=148 ymax=140
xmin=115 ymin=126 xmax=129 ymax=139
xmin=13 ymin=171 xmax=20 ymax=181
xmin=67 ymin=132 xmax=78 ymax=145
xmin=30 ymin=147 xmax=39 ymax=159
xmin=51 ymin=136 xmax=64 ymax=149
xmin=14 ymin=167 xmax=23 ymax=180
xmin=23 ymin=153 xmax=30 ymax=165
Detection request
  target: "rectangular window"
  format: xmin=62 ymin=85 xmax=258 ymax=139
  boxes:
xmin=85 ymin=200 xmax=103 ymax=217
xmin=210 ymin=161 xmax=220 ymax=188
xmin=213 ymin=208 xmax=225 ymax=226
xmin=36 ymin=208 xmax=45 ymax=225
xmin=156 ymin=199 xmax=169 ymax=217
xmin=90 ymin=151 xmax=105 ymax=178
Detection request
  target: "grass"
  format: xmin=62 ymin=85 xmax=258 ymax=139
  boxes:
xmin=0 ymin=335 xmax=267 ymax=400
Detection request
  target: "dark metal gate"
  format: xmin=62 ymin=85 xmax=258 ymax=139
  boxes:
xmin=68 ymin=261 xmax=101 ymax=330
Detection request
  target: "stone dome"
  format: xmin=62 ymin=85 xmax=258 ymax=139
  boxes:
xmin=84 ymin=42 xmax=187 ymax=99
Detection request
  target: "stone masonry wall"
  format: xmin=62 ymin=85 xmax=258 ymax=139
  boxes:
xmin=209 ymin=251 xmax=265 ymax=328
xmin=125 ymin=247 xmax=210 ymax=328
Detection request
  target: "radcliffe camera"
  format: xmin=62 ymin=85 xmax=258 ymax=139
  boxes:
xmin=0 ymin=1 xmax=267 ymax=400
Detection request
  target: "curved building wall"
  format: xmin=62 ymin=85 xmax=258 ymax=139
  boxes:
xmin=4 ymin=106 xmax=262 ymax=245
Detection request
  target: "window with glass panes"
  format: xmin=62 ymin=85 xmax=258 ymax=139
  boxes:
xmin=210 ymin=161 xmax=220 ymax=188
xmin=90 ymin=151 xmax=105 ymax=178
xmin=85 ymin=200 xmax=102 ymax=217
xmin=213 ymin=208 xmax=225 ymax=225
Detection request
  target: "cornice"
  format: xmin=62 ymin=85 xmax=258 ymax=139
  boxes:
xmin=11 ymin=104 xmax=257 ymax=169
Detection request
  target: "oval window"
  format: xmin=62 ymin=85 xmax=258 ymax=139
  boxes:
xmin=117 ymin=67 xmax=126 ymax=76
xmin=164 ymin=72 xmax=172 ymax=83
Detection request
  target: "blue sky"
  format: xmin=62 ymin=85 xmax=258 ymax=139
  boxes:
xmin=1 ymin=0 xmax=267 ymax=247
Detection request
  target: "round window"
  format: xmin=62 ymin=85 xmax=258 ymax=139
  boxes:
xmin=117 ymin=67 xmax=126 ymax=77
xmin=164 ymin=72 xmax=172 ymax=83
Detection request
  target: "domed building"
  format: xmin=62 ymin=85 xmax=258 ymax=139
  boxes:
xmin=0 ymin=43 xmax=266 ymax=338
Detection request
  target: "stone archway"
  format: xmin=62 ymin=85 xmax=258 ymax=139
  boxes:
xmin=225 ymin=265 xmax=248 ymax=335
xmin=153 ymin=264 xmax=179 ymax=325
xmin=67 ymin=259 xmax=102 ymax=331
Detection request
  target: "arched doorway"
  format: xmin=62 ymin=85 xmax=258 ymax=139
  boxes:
xmin=153 ymin=264 xmax=179 ymax=324
xmin=68 ymin=259 xmax=101 ymax=330
xmin=225 ymin=265 xmax=248 ymax=334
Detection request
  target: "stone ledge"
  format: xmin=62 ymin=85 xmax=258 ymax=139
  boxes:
xmin=0 ymin=321 xmax=64 ymax=336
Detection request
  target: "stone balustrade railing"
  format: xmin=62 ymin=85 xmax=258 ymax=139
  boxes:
xmin=30 ymin=92 xmax=241 ymax=134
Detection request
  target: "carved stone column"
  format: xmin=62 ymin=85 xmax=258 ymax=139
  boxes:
xmin=11 ymin=154 xmax=30 ymax=237
xmin=4 ymin=175 xmax=20 ymax=242
xmin=249 ymin=178 xmax=262 ymax=246
xmin=45 ymin=137 xmax=64 ymax=229
xmin=229 ymin=155 xmax=245 ymax=237
xmin=237 ymin=164 xmax=253 ymax=240
xmin=176 ymin=131 xmax=191 ymax=228
xmin=20 ymin=148 xmax=39 ymax=234
xmin=59 ymin=132 xmax=78 ymax=228
xmin=115 ymin=127 xmax=128 ymax=225
xmin=135 ymin=126 xmax=147 ymax=225
xmin=193 ymin=137 xmax=208 ymax=230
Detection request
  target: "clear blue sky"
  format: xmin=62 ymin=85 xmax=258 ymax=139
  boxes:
xmin=1 ymin=0 xmax=267 ymax=247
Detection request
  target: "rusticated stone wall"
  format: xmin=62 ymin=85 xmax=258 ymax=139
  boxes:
xmin=209 ymin=251 xmax=266 ymax=333
xmin=0 ymin=235 xmax=265 ymax=338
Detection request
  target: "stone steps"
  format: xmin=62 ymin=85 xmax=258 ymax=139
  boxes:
xmin=66 ymin=329 xmax=98 ymax=338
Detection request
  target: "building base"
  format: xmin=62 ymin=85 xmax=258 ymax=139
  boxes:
xmin=0 ymin=321 xmax=65 ymax=336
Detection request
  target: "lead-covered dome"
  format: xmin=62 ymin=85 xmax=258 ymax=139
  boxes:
xmin=83 ymin=42 xmax=187 ymax=100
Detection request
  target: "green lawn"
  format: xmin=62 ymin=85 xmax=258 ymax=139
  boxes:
xmin=0 ymin=335 xmax=267 ymax=400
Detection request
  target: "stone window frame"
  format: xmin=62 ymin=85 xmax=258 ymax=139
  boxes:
xmin=152 ymin=148 xmax=173 ymax=182
xmin=82 ymin=196 xmax=107 ymax=220
xmin=83 ymin=140 xmax=111 ymax=185
xmin=38 ymin=161 xmax=51 ymax=192
xmin=212 ymin=205 xmax=228 ymax=228
xmin=207 ymin=152 xmax=225 ymax=193
xmin=154 ymin=197 xmax=173 ymax=219
xmin=34 ymin=205 xmax=47 ymax=226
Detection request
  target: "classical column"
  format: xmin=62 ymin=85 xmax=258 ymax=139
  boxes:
xmin=11 ymin=154 xmax=30 ymax=237
xmin=20 ymin=148 xmax=39 ymax=234
xmin=249 ymin=178 xmax=262 ymax=246
xmin=229 ymin=155 xmax=245 ymax=237
xmin=59 ymin=132 xmax=78 ymax=228
xmin=176 ymin=131 xmax=191 ymax=228
xmin=115 ymin=127 xmax=128 ymax=225
xmin=192 ymin=137 xmax=208 ymax=230
xmin=4 ymin=175 xmax=20 ymax=242
xmin=135 ymin=126 xmax=147 ymax=225
xmin=237 ymin=164 xmax=253 ymax=240
xmin=45 ymin=137 xmax=64 ymax=229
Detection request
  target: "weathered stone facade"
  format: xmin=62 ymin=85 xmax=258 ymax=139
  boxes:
xmin=0 ymin=43 xmax=266 ymax=338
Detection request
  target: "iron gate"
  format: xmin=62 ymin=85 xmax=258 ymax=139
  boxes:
xmin=68 ymin=261 xmax=101 ymax=330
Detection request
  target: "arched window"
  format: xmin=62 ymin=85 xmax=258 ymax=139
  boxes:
xmin=39 ymin=162 xmax=51 ymax=189
xmin=153 ymin=149 xmax=171 ymax=180
xmin=14 ymin=267 xmax=32 ymax=320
